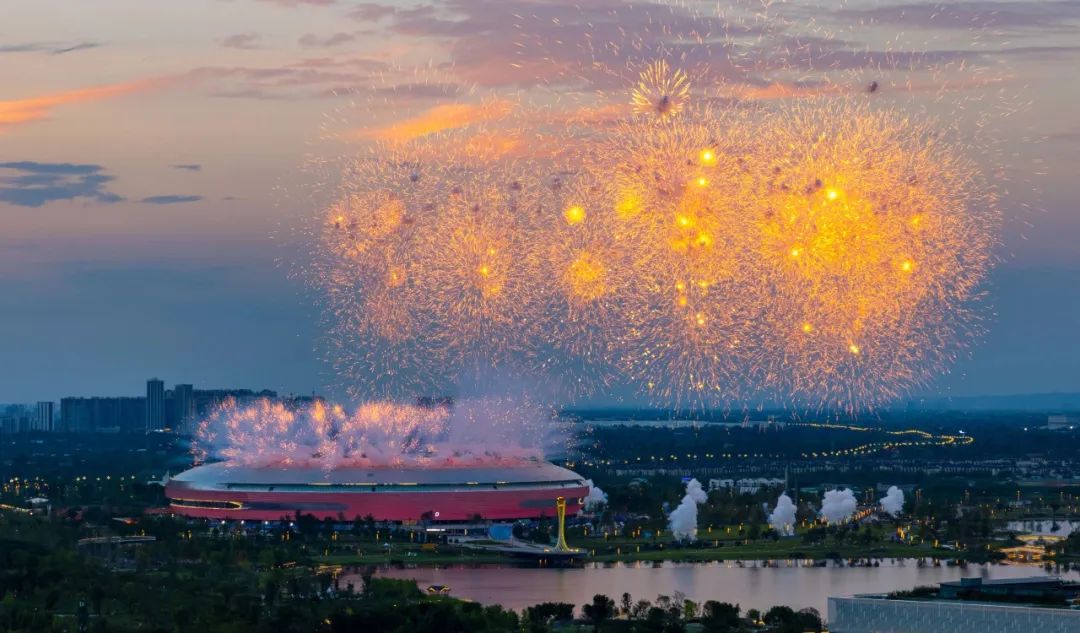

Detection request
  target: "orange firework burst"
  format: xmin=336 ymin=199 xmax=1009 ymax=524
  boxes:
xmin=748 ymin=98 xmax=999 ymax=409
xmin=411 ymin=178 xmax=536 ymax=369
xmin=522 ymin=172 xmax=632 ymax=397
xmin=311 ymin=57 xmax=1001 ymax=412
xmin=314 ymin=112 xmax=556 ymax=399
xmin=575 ymin=89 xmax=769 ymax=406
xmin=631 ymin=60 xmax=692 ymax=121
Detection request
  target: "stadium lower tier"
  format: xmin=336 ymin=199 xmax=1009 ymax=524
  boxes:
xmin=164 ymin=460 xmax=589 ymax=522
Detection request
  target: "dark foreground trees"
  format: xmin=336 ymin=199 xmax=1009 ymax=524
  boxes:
xmin=2 ymin=513 xmax=828 ymax=633
xmin=583 ymin=593 xmax=616 ymax=630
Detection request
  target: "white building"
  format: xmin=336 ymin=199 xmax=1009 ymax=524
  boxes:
xmin=708 ymin=477 xmax=784 ymax=494
xmin=707 ymin=479 xmax=734 ymax=491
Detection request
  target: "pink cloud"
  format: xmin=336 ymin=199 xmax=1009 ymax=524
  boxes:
xmin=257 ymin=0 xmax=336 ymax=6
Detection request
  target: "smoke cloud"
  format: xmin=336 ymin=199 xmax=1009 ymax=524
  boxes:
xmin=669 ymin=478 xmax=708 ymax=540
xmin=193 ymin=396 xmax=563 ymax=468
xmin=768 ymin=492 xmax=798 ymax=536
xmin=880 ymin=486 xmax=905 ymax=516
xmin=583 ymin=479 xmax=608 ymax=510
xmin=820 ymin=488 xmax=858 ymax=524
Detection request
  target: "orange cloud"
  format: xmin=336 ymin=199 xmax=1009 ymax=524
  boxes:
xmin=360 ymin=99 xmax=515 ymax=143
xmin=732 ymin=82 xmax=849 ymax=101
xmin=0 ymin=77 xmax=173 ymax=131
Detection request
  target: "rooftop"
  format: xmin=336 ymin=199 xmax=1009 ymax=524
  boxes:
xmin=939 ymin=576 xmax=1064 ymax=588
xmin=170 ymin=459 xmax=587 ymax=487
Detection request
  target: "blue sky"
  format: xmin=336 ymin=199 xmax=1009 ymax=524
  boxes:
xmin=1 ymin=0 xmax=1079 ymax=403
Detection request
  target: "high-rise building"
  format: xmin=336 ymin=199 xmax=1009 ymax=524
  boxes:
xmin=52 ymin=381 xmax=286 ymax=434
xmin=146 ymin=378 xmax=165 ymax=432
xmin=34 ymin=401 xmax=54 ymax=432
xmin=172 ymin=384 xmax=195 ymax=430
xmin=61 ymin=397 xmax=144 ymax=433
xmin=60 ymin=398 xmax=89 ymax=433
xmin=0 ymin=405 xmax=32 ymax=434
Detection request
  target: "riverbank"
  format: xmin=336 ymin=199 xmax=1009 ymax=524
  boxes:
xmin=314 ymin=538 xmax=986 ymax=567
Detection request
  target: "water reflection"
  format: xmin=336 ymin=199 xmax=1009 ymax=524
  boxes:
xmin=359 ymin=559 xmax=1080 ymax=615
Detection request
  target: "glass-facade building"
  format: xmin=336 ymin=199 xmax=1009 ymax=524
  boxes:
xmin=829 ymin=596 xmax=1080 ymax=633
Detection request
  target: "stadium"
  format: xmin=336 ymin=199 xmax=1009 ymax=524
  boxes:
xmin=164 ymin=460 xmax=590 ymax=523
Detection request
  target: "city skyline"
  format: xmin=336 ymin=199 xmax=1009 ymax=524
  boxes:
xmin=3 ymin=0 xmax=1079 ymax=404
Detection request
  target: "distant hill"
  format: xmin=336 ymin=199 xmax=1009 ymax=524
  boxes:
xmin=563 ymin=392 xmax=1080 ymax=418
xmin=903 ymin=392 xmax=1080 ymax=412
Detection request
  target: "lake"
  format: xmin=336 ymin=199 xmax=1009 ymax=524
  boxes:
xmin=364 ymin=560 xmax=1080 ymax=616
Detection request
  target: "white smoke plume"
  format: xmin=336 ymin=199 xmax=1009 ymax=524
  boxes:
xmin=768 ymin=493 xmax=798 ymax=536
xmin=583 ymin=479 xmax=608 ymax=510
xmin=880 ymin=486 xmax=905 ymax=517
xmin=820 ymin=488 xmax=858 ymax=524
xmin=685 ymin=478 xmax=708 ymax=504
xmin=193 ymin=396 xmax=561 ymax=468
xmin=669 ymin=478 xmax=708 ymax=540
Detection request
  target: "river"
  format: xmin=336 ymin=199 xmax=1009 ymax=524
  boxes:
xmin=364 ymin=560 xmax=1080 ymax=615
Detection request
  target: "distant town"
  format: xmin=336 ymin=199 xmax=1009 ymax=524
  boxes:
xmin=0 ymin=379 xmax=321 ymax=435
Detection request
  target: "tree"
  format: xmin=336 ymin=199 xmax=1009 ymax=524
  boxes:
xmin=701 ymin=601 xmax=740 ymax=632
xmin=640 ymin=606 xmax=668 ymax=633
xmin=621 ymin=592 xmax=634 ymax=618
xmin=631 ymin=599 xmax=653 ymax=620
xmin=524 ymin=602 xmax=575 ymax=625
xmin=796 ymin=607 xmax=823 ymax=633
xmin=681 ymin=598 xmax=698 ymax=620
xmin=583 ymin=594 xmax=616 ymax=631
xmin=637 ymin=605 xmax=684 ymax=633
xmin=763 ymin=605 xmax=822 ymax=633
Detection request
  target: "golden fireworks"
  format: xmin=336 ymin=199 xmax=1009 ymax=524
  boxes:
xmin=631 ymin=60 xmax=691 ymax=121
xmin=314 ymin=61 xmax=999 ymax=411
xmin=747 ymin=99 xmax=997 ymax=408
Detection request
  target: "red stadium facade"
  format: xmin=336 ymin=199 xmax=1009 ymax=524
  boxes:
xmin=165 ymin=460 xmax=589 ymax=522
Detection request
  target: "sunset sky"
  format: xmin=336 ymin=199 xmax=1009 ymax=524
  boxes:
xmin=2 ymin=0 xmax=1079 ymax=404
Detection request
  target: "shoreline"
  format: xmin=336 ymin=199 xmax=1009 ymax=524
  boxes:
xmin=314 ymin=542 xmax=1054 ymax=568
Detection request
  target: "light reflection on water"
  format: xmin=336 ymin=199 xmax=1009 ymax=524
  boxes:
xmin=361 ymin=559 xmax=1080 ymax=615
